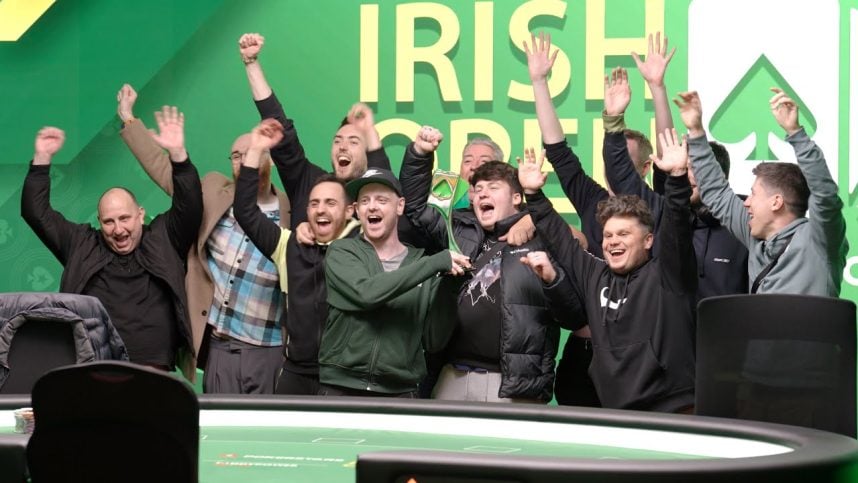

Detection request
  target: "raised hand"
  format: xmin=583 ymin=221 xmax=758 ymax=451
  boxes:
xmin=250 ymin=118 xmax=285 ymax=151
xmin=447 ymin=251 xmax=472 ymax=276
xmin=631 ymin=32 xmax=676 ymax=87
xmin=673 ymin=91 xmax=704 ymax=137
xmin=520 ymin=251 xmax=557 ymax=284
xmin=413 ymin=125 xmax=443 ymax=156
xmin=116 ymin=84 xmax=137 ymax=122
xmin=524 ymin=32 xmax=559 ymax=83
xmin=651 ymin=128 xmax=688 ymax=176
xmin=346 ymin=102 xmax=382 ymax=149
xmin=149 ymin=106 xmax=187 ymax=161
xmin=604 ymin=67 xmax=631 ymax=116
xmin=769 ymin=87 xmax=800 ymax=136
xmin=516 ymin=147 xmax=548 ymax=194
xmin=238 ymin=33 xmax=265 ymax=64
xmin=33 ymin=127 xmax=66 ymax=165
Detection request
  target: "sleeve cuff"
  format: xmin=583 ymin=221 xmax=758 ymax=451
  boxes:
xmin=171 ymin=156 xmax=194 ymax=170
xmin=543 ymin=266 xmax=565 ymax=289
xmin=602 ymin=112 xmax=626 ymax=133
xmin=525 ymin=190 xmax=547 ymax=204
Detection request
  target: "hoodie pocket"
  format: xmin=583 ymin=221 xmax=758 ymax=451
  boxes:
xmin=590 ymin=340 xmax=667 ymax=409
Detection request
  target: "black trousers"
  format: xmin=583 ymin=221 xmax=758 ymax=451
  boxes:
xmin=554 ymin=336 xmax=601 ymax=407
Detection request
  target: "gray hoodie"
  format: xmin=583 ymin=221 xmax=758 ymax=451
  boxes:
xmin=688 ymin=129 xmax=847 ymax=296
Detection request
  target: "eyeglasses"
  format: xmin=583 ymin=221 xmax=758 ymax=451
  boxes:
xmin=229 ymin=152 xmax=247 ymax=162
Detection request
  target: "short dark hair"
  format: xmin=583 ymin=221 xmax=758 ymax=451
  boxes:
xmin=596 ymin=195 xmax=654 ymax=232
xmin=752 ymin=163 xmax=810 ymax=218
xmin=340 ymin=117 xmax=349 ymax=128
xmin=312 ymin=173 xmax=349 ymax=199
xmin=623 ymin=129 xmax=653 ymax=171
xmin=709 ymin=141 xmax=731 ymax=177
xmin=470 ymin=161 xmax=523 ymax=196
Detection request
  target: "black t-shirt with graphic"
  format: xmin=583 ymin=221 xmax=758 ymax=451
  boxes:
xmin=450 ymin=239 xmax=503 ymax=370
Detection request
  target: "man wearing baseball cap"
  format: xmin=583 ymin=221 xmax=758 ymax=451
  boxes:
xmin=318 ymin=168 xmax=471 ymax=397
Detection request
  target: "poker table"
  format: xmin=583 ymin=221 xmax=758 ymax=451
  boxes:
xmin=0 ymin=395 xmax=856 ymax=483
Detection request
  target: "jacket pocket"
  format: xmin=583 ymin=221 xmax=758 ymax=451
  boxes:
xmin=589 ymin=340 xmax=667 ymax=409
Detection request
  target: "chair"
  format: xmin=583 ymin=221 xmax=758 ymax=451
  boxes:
xmin=695 ymin=294 xmax=856 ymax=438
xmin=26 ymin=361 xmax=199 ymax=483
xmin=0 ymin=292 xmax=128 ymax=394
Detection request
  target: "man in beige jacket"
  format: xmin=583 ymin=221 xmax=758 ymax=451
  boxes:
xmin=117 ymin=85 xmax=290 ymax=393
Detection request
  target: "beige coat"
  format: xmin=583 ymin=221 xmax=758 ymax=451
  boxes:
xmin=120 ymin=120 xmax=290 ymax=380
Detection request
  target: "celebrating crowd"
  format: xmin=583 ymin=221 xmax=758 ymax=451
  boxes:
xmin=20 ymin=31 xmax=848 ymax=413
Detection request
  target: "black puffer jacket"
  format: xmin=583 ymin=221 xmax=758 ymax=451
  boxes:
xmin=0 ymin=292 xmax=129 ymax=388
xmin=401 ymin=145 xmax=585 ymax=401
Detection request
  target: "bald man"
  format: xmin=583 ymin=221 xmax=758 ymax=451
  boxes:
xmin=118 ymin=85 xmax=290 ymax=393
xmin=22 ymin=107 xmax=203 ymax=376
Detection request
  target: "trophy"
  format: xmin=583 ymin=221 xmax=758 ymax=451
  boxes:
xmin=427 ymin=169 xmax=470 ymax=254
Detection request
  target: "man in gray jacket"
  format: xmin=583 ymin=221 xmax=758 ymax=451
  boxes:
xmin=675 ymin=88 xmax=847 ymax=296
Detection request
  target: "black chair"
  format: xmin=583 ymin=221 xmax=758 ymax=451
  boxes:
xmin=696 ymin=294 xmax=856 ymax=438
xmin=26 ymin=361 xmax=199 ymax=483
xmin=0 ymin=319 xmax=76 ymax=394
xmin=0 ymin=292 xmax=129 ymax=394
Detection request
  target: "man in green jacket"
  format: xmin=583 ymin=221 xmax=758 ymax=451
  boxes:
xmin=319 ymin=169 xmax=471 ymax=397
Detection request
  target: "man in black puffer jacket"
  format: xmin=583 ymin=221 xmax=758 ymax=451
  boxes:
xmin=401 ymin=126 xmax=585 ymax=403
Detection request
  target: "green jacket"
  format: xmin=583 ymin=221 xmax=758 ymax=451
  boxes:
xmin=320 ymin=237 xmax=452 ymax=393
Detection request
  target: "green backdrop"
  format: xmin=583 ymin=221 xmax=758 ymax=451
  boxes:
xmin=1 ymin=0 xmax=856 ymax=305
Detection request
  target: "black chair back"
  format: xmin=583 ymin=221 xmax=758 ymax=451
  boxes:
xmin=0 ymin=292 xmax=129 ymax=394
xmin=0 ymin=319 xmax=76 ymax=394
xmin=696 ymin=294 xmax=856 ymax=438
xmin=26 ymin=361 xmax=199 ymax=482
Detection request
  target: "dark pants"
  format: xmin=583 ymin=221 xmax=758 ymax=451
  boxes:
xmin=554 ymin=336 xmax=601 ymax=407
xmin=203 ymin=335 xmax=282 ymax=394
xmin=318 ymin=383 xmax=418 ymax=398
xmin=274 ymin=364 xmax=320 ymax=395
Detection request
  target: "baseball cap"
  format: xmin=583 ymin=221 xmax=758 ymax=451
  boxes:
xmin=345 ymin=168 xmax=403 ymax=200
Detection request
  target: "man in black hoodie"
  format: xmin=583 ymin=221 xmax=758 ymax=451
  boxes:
xmin=519 ymin=130 xmax=697 ymax=413
xmin=234 ymin=119 xmax=362 ymax=395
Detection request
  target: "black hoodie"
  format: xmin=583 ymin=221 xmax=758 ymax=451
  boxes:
xmin=526 ymin=174 xmax=697 ymax=412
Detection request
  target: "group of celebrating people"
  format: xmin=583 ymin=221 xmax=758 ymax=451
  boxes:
xmin=20 ymin=31 xmax=847 ymax=413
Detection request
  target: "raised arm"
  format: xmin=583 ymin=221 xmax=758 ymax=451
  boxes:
xmin=518 ymin=147 xmax=597 ymax=290
xmin=148 ymin=106 xmax=202 ymax=257
xmin=348 ymin=103 xmax=387 ymax=167
xmin=602 ymin=68 xmax=658 ymax=199
xmin=240 ymin=33 xmax=323 ymax=226
xmin=525 ymin=32 xmax=563 ymax=144
xmin=632 ymin=32 xmax=676 ymax=193
xmin=652 ymin=128 xmax=696 ymax=292
xmin=240 ymin=33 xmax=273 ymax=101
xmin=400 ymin=126 xmax=449 ymax=251
xmin=632 ymin=32 xmax=676 ymax=158
xmin=676 ymin=91 xmax=752 ymax=247
xmin=770 ymin=88 xmax=847 ymax=259
xmin=118 ymin=83 xmax=176 ymax=195
xmin=526 ymin=33 xmax=607 ymax=253
xmin=234 ymin=119 xmax=288 ymax=258
xmin=21 ymin=127 xmax=81 ymax=264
